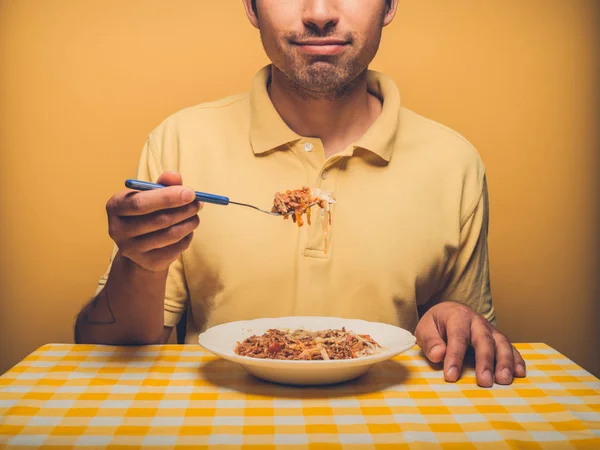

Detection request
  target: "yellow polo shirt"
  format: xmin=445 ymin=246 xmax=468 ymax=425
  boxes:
xmin=96 ymin=66 xmax=495 ymax=343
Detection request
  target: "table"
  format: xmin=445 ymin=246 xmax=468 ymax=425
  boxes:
xmin=1 ymin=343 xmax=599 ymax=449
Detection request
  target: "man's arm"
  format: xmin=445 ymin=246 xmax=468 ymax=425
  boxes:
xmin=75 ymin=252 xmax=173 ymax=345
xmin=75 ymin=171 xmax=199 ymax=345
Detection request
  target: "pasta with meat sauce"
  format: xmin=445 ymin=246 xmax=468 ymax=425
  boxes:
xmin=271 ymin=187 xmax=335 ymax=227
xmin=272 ymin=187 xmax=335 ymax=251
xmin=235 ymin=328 xmax=383 ymax=360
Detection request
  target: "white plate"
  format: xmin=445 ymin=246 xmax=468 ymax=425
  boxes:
xmin=198 ymin=316 xmax=416 ymax=385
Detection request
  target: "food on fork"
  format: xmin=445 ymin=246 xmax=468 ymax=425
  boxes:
xmin=272 ymin=187 xmax=336 ymax=252
xmin=271 ymin=187 xmax=335 ymax=227
xmin=235 ymin=328 xmax=382 ymax=360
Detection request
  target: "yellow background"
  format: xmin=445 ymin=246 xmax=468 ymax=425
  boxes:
xmin=0 ymin=1 xmax=598 ymax=376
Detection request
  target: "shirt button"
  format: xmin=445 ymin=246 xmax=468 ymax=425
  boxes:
xmin=321 ymin=171 xmax=328 ymax=180
xmin=304 ymin=142 xmax=314 ymax=152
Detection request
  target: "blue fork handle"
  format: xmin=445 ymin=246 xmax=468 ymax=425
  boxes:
xmin=125 ymin=179 xmax=230 ymax=206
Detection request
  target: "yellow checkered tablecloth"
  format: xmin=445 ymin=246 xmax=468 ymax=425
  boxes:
xmin=0 ymin=343 xmax=598 ymax=449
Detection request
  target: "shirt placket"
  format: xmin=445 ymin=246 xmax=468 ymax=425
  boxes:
xmin=294 ymin=139 xmax=348 ymax=258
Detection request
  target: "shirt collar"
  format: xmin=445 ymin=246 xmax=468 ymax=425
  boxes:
xmin=352 ymin=70 xmax=401 ymax=162
xmin=249 ymin=66 xmax=301 ymax=154
xmin=249 ymin=65 xmax=401 ymax=162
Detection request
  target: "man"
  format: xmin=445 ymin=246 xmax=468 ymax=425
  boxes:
xmin=75 ymin=0 xmax=526 ymax=388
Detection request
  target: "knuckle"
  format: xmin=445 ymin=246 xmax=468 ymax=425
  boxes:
xmin=475 ymin=315 xmax=493 ymax=331
xmin=163 ymin=226 xmax=179 ymax=243
xmin=130 ymin=194 xmax=143 ymax=212
xmin=446 ymin=321 xmax=470 ymax=346
xmin=472 ymin=332 xmax=494 ymax=348
xmin=106 ymin=197 xmax=118 ymax=216
xmin=476 ymin=348 xmax=495 ymax=364
xmin=119 ymin=242 xmax=133 ymax=258
xmin=493 ymin=332 xmax=511 ymax=347
xmin=107 ymin=220 xmax=119 ymax=241
xmin=190 ymin=214 xmax=201 ymax=228
xmin=472 ymin=313 xmax=486 ymax=324
xmin=190 ymin=201 xmax=202 ymax=215
xmin=182 ymin=221 xmax=197 ymax=236
xmin=167 ymin=187 xmax=184 ymax=205
xmin=154 ymin=212 xmax=172 ymax=229
xmin=180 ymin=232 xmax=194 ymax=250
xmin=456 ymin=304 xmax=473 ymax=318
xmin=497 ymin=348 xmax=514 ymax=364
xmin=167 ymin=221 xmax=189 ymax=242
xmin=456 ymin=302 xmax=470 ymax=312
xmin=414 ymin=318 xmax=433 ymax=344
xmin=178 ymin=217 xmax=198 ymax=234
xmin=448 ymin=304 xmax=472 ymax=323
xmin=452 ymin=329 xmax=470 ymax=346
xmin=420 ymin=332 xmax=439 ymax=348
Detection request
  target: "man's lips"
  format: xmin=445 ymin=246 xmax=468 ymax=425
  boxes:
xmin=292 ymin=39 xmax=349 ymax=56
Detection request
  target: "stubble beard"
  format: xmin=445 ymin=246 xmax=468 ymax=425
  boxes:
xmin=263 ymin=31 xmax=369 ymax=101
xmin=278 ymin=58 xmax=365 ymax=100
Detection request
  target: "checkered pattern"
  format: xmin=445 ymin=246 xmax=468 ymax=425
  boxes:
xmin=1 ymin=343 xmax=598 ymax=449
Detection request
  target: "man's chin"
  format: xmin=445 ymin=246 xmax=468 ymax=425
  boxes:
xmin=293 ymin=81 xmax=353 ymax=99
xmin=275 ymin=62 xmax=359 ymax=98
xmin=299 ymin=72 xmax=354 ymax=95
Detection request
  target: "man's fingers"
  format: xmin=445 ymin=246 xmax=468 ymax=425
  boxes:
xmin=491 ymin=331 xmax=515 ymax=385
xmin=118 ymin=201 xmax=202 ymax=238
xmin=470 ymin=319 xmax=496 ymax=387
xmin=513 ymin=346 xmax=527 ymax=378
xmin=414 ymin=314 xmax=447 ymax=363
xmin=108 ymin=185 xmax=197 ymax=217
xmin=135 ymin=232 xmax=194 ymax=271
xmin=442 ymin=313 xmax=471 ymax=382
xmin=124 ymin=215 xmax=200 ymax=254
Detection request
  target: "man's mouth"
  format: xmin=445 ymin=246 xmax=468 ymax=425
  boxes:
xmin=291 ymin=38 xmax=349 ymax=56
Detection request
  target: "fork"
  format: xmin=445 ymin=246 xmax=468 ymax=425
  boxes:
xmin=125 ymin=179 xmax=283 ymax=216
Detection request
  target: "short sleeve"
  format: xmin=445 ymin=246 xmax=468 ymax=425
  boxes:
xmin=94 ymin=137 xmax=189 ymax=328
xmin=433 ymin=176 xmax=496 ymax=323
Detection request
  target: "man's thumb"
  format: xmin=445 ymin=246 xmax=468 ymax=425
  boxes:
xmin=156 ymin=171 xmax=183 ymax=186
xmin=415 ymin=315 xmax=447 ymax=363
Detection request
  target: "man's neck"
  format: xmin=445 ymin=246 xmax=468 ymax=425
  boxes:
xmin=268 ymin=65 xmax=382 ymax=158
